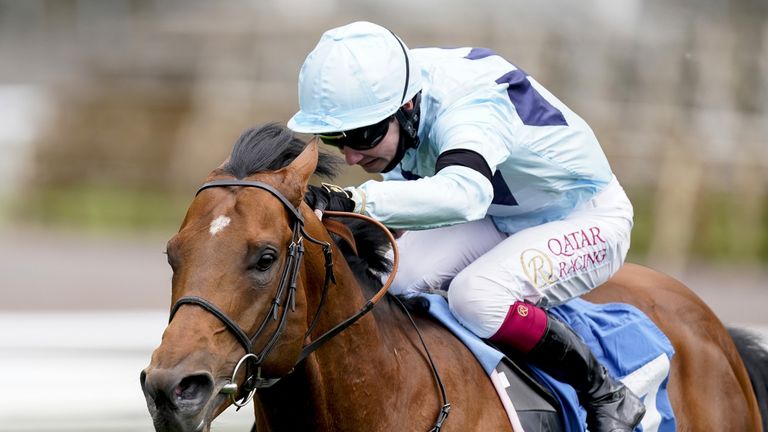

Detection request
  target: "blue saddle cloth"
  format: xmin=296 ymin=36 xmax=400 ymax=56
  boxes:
xmin=421 ymin=294 xmax=676 ymax=432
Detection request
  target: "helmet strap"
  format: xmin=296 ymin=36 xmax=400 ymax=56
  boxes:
xmin=382 ymin=92 xmax=421 ymax=173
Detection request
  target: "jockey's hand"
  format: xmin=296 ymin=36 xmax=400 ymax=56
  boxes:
xmin=304 ymin=184 xmax=355 ymax=217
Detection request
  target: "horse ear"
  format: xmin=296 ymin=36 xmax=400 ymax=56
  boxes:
xmin=288 ymin=137 xmax=319 ymax=183
xmin=278 ymin=137 xmax=318 ymax=205
xmin=216 ymin=157 xmax=230 ymax=169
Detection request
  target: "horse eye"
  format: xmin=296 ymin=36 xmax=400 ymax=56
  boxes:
xmin=251 ymin=252 xmax=276 ymax=272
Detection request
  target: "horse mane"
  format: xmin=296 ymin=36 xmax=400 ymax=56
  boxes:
xmin=328 ymin=218 xmax=392 ymax=291
xmin=221 ymin=123 xmax=340 ymax=179
xmin=220 ymin=123 xmax=392 ymax=291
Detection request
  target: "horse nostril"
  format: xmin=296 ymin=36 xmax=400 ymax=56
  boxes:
xmin=174 ymin=373 xmax=214 ymax=411
xmin=142 ymin=368 xmax=214 ymax=414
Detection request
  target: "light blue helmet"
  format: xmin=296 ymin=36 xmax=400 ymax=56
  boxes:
xmin=287 ymin=21 xmax=422 ymax=134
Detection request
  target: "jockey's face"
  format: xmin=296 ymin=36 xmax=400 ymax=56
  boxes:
xmin=338 ymin=99 xmax=414 ymax=173
xmin=340 ymin=117 xmax=399 ymax=173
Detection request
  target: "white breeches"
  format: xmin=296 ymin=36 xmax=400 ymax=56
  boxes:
xmin=388 ymin=176 xmax=634 ymax=338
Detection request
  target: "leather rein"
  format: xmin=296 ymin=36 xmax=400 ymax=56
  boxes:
xmin=167 ymin=179 xmax=399 ymax=407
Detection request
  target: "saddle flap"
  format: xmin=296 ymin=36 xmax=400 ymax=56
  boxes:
xmin=494 ymin=354 xmax=559 ymax=413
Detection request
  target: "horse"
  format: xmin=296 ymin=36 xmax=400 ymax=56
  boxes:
xmin=141 ymin=124 xmax=768 ymax=431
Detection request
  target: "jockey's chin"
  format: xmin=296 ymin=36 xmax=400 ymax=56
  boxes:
xmin=357 ymin=157 xmax=389 ymax=173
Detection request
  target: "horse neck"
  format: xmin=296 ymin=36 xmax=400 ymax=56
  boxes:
xmin=256 ymin=221 xmax=403 ymax=430
xmin=298 ymin=214 xmax=394 ymax=341
xmin=301 ymin=221 xmax=395 ymax=373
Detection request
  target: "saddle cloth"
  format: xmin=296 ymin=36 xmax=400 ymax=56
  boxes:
xmin=421 ymin=294 xmax=676 ymax=432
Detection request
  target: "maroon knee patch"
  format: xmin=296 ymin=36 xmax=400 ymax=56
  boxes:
xmin=489 ymin=302 xmax=548 ymax=354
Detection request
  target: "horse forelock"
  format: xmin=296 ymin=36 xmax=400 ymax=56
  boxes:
xmin=221 ymin=123 xmax=341 ymax=179
xmin=214 ymin=123 xmax=390 ymax=291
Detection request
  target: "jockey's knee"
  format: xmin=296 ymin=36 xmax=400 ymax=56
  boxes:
xmin=447 ymin=270 xmax=519 ymax=338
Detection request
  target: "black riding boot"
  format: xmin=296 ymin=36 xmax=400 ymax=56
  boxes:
xmin=526 ymin=315 xmax=646 ymax=432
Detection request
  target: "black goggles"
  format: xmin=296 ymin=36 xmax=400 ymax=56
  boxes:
xmin=317 ymin=116 xmax=391 ymax=150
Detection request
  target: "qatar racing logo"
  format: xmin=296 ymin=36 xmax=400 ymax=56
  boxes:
xmin=547 ymin=227 xmax=608 ymax=278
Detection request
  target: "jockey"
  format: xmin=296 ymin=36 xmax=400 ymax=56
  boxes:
xmin=288 ymin=21 xmax=645 ymax=432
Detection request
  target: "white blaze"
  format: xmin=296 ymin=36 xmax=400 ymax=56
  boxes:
xmin=209 ymin=215 xmax=231 ymax=236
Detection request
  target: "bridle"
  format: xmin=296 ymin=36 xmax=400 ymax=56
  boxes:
xmin=167 ymin=179 xmax=399 ymax=408
xmin=166 ymin=178 xmax=450 ymax=431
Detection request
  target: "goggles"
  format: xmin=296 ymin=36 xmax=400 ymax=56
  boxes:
xmin=317 ymin=116 xmax=391 ymax=150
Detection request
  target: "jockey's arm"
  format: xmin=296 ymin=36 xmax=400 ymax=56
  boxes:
xmin=352 ymin=164 xmax=494 ymax=230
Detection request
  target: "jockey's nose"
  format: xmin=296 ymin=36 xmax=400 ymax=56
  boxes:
xmin=342 ymin=148 xmax=365 ymax=166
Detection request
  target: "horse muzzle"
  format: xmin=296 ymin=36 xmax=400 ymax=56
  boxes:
xmin=140 ymin=367 xmax=217 ymax=432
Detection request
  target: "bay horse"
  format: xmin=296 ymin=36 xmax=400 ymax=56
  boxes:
xmin=141 ymin=124 xmax=768 ymax=431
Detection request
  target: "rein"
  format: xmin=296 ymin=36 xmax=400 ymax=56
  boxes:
xmin=168 ymin=179 xmax=450 ymax=430
xmin=295 ymin=210 xmax=397 ymax=364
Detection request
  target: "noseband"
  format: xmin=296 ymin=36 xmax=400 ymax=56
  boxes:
xmin=167 ymin=179 xmax=398 ymax=408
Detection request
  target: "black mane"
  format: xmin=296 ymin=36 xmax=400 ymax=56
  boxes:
xmin=222 ymin=123 xmax=340 ymax=179
xmin=221 ymin=123 xmax=391 ymax=291
xmin=329 ymin=218 xmax=392 ymax=291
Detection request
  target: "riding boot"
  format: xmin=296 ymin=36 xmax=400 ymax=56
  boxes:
xmin=489 ymin=302 xmax=646 ymax=432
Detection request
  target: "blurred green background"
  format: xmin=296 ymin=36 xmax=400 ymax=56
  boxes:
xmin=1 ymin=0 xmax=767 ymax=274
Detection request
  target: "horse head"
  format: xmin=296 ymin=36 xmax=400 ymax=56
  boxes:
xmin=140 ymin=125 xmax=330 ymax=432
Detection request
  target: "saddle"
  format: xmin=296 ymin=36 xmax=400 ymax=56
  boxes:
xmin=422 ymin=293 xmax=677 ymax=432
